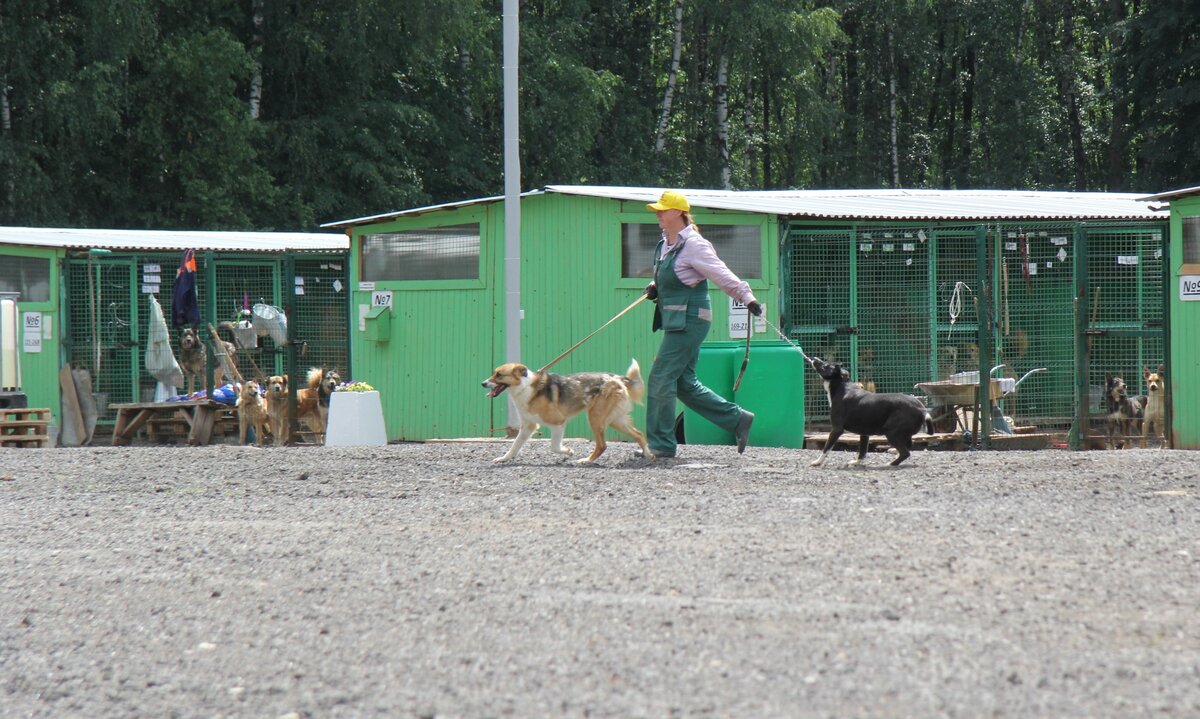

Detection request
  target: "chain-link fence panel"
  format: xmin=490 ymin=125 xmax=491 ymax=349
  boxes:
xmin=64 ymin=253 xmax=182 ymax=420
xmin=1082 ymin=225 xmax=1165 ymax=446
xmin=210 ymin=258 xmax=282 ymax=383
xmin=855 ymin=227 xmax=932 ymax=398
xmin=782 ymin=220 xmax=1167 ymax=443
xmin=64 ymin=251 xmax=350 ymax=435
xmin=784 ymin=229 xmax=854 ymax=427
xmin=291 ymin=253 xmax=350 ymax=380
xmin=993 ymin=225 xmax=1076 ymax=432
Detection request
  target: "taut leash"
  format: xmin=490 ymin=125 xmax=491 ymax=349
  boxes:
xmin=538 ymin=294 xmax=649 ymax=373
xmin=744 ymin=315 xmax=815 ymax=363
xmin=732 ymin=314 xmax=814 ymax=390
xmin=761 ymin=315 xmax=814 ymax=363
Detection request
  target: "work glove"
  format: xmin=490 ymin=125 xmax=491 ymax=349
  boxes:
xmin=644 ymin=283 xmax=658 ymax=302
xmin=747 ymin=300 xmax=763 ymax=317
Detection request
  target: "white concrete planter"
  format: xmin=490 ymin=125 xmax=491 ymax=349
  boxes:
xmin=325 ymin=391 xmax=387 ymax=447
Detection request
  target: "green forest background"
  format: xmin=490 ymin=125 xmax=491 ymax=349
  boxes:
xmin=1 ymin=0 xmax=1197 ymax=231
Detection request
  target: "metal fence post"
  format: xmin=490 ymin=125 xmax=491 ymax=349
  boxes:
xmin=975 ymin=224 xmax=992 ymax=449
xmin=204 ymin=251 xmax=217 ymax=394
xmin=285 ymin=252 xmax=299 ymax=444
xmin=1072 ymin=223 xmax=1089 ymax=451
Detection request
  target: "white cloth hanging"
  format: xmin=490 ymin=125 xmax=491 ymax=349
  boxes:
xmin=145 ymin=294 xmax=183 ymax=389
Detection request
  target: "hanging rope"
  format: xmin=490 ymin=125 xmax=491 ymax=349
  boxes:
xmin=948 ymin=281 xmax=971 ymax=328
xmin=945 ymin=280 xmax=975 ymax=345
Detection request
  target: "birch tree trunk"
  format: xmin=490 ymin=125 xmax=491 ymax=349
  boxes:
xmin=654 ymin=0 xmax=684 ymax=154
xmin=459 ymin=47 xmax=474 ymax=124
xmin=1 ymin=75 xmax=10 ymax=213
xmin=888 ymin=27 xmax=899 ymax=187
xmin=1105 ymin=0 xmax=1129 ymax=190
xmin=248 ymin=0 xmax=264 ymax=119
xmin=743 ymin=72 xmax=757 ymax=185
xmin=716 ymin=52 xmax=730 ymax=189
xmin=1014 ymin=0 xmax=1030 ymax=117
xmin=958 ymin=45 xmax=976 ymax=186
xmin=1062 ymin=0 xmax=1088 ymax=189
xmin=1 ymin=0 xmax=11 ymax=213
xmin=928 ymin=14 xmax=949 ymax=186
xmin=762 ymin=73 xmax=772 ymax=187
xmin=0 ymin=0 xmax=7 ymax=133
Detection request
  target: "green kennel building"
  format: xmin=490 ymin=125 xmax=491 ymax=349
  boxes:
xmin=324 ymin=186 xmax=1170 ymax=448
xmin=0 ymin=227 xmax=349 ymax=439
xmin=1140 ymin=186 xmax=1200 ymax=450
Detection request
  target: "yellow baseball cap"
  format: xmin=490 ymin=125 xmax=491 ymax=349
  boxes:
xmin=646 ymin=189 xmax=690 ymax=212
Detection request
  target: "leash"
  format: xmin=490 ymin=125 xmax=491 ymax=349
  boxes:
xmin=729 ymin=313 xmax=815 ymax=391
xmin=538 ymin=294 xmax=649 ymax=373
xmin=732 ymin=319 xmax=753 ymax=392
xmin=760 ymin=315 xmax=814 ymax=363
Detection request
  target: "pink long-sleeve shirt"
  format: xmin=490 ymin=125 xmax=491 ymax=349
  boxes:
xmin=658 ymin=225 xmax=757 ymax=305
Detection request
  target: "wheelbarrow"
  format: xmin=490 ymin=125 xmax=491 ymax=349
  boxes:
xmin=916 ymin=365 xmax=1047 ymax=435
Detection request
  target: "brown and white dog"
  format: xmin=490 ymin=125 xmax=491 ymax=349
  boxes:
xmin=1140 ymin=365 xmax=1168 ymax=449
xmin=482 ymin=359 xmax=652 ymax=464
xmin=264 ymin=374 xmax=291 ymax=446
xmin=236 ymin=379 xmax=270 ymax=446
xmin=297 ymin=367 xmax=341 ymax=442
xmin=178 ymin=327 xmax=236 ymax=394
xmin=263 ymin=368 xmax=341 ymax=446
xmin=1104 ymin=373 xmax=1142 ymax=450
xmin=178 ymin=327 xmax=211 ymax=393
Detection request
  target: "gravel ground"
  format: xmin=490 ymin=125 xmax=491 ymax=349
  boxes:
xmin=1 ymin=439 xmax=1198 ymax=719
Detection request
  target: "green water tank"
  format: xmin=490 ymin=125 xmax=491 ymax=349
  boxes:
xmin=680 ymin=341 xmax=740 ymax=445
xmin=731 ymin=340 xmax=806 ymax=448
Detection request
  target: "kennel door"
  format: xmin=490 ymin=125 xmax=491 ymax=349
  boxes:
xmin=1078 ymin=224 xmax=1167 ymax=447
xmin=784 ymin=228 xmax=854 ymax=430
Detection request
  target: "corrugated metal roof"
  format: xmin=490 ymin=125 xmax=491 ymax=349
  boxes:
xmin=320 ymin=193 xmax=515 ymax=228
xmin=1138 ymin=185 xmax=1200 ymax=202
xmin=0 ymin=226 xmax=348 ymax=252
xmin=546 ymin=185 xmax=1166 ymax=221
xmin=322 ymin=186 xmax=1166 ymax=227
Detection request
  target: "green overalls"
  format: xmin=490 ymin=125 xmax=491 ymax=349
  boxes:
xmin=647 ymin=237 xmax=744 ymax=456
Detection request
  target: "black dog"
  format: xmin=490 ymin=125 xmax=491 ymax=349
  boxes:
xmin=809 ymin=357 xmax=933 ymax=467
xmin=1104 ymin=373 xmax=1142 ymax=449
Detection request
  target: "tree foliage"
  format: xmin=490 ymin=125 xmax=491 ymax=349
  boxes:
xmin=0 ymin=0 xmax=1195 ymax=230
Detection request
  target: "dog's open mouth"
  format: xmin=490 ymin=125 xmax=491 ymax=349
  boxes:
xmin=485 ymin=383 xmax=506 ymax=398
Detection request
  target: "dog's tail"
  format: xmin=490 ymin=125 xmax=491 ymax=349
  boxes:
xmin=624 ymin=359 xmax=646 ymax=404
xmin=923 ymin=411 xmax=934 ymax=435
xmin=306 ymin=366 xmax=325 ymax=389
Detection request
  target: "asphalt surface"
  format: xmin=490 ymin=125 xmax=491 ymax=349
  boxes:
xmin=2 ymin=440 xmax=1198 ymax=718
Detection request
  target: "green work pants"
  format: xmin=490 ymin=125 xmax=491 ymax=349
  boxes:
xmin=647 ymin=316 xmax=743 ymax=456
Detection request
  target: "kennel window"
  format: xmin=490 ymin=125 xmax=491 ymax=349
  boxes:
xmin=620 ymin=223 xmax=762 ymax=279
xmin=361 ymin=223 xmax=481 ymax=281
xmin=1183 ymin=216 xmax=1200 ymax=267
xmin=0 ymin=254 xmax=51 ymax=302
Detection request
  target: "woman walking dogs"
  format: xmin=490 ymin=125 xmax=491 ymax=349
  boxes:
xmin=643 ymin=189 xmax=761 ymax=458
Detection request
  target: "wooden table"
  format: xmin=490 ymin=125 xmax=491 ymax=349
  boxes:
xmin=110 ymin=399 xmax=228 ymax=446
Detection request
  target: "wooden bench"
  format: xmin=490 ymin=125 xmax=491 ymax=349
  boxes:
xmin=0 ymin=407 xmax=51 ymax=448
xmin=802 ymin=430 xmax=1051 ymax=452
xmin=145 ymin=408 xmax=240 ymax=444
xmin=110 ymin=399 xmax=232 ymax=446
